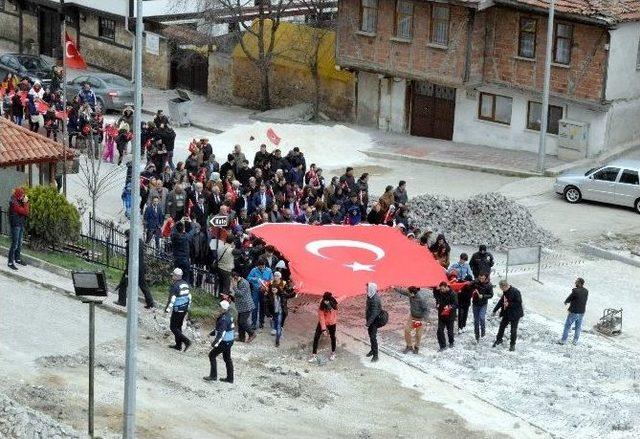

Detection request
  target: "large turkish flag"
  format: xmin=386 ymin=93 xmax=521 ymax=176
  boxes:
xmin=249 ymin=223 xmax=447 ymax=298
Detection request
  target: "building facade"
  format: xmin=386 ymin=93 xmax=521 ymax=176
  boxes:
xmin=0 ymin=0 xmax=203 ymax=90
xmin=336 ymin=0 xmax=640 ymax=157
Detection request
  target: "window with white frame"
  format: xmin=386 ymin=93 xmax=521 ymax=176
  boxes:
xmin=360 ymin=0 xmax=378 ymax=33
xmin=395 ymin=0 xmax=414 ymax=39
xmin=430 ymin=5 xmax=450 ymax=46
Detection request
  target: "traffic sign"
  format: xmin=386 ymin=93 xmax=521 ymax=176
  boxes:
xmin=210 ymin=215 xmax=228 ymax=227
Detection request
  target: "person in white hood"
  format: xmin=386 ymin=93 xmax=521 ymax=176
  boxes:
xmin=365 ymin=282 xmax=383 ymax=362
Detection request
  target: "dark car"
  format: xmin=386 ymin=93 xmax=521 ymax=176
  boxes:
xmin=65 ymin=73 xmax=140 ymax=112
xmin=0 ymin=53 xmax=53 ymax=85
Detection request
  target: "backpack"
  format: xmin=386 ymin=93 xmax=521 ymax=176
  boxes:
xmin=376 ymin=309 xmax=389 ymax=327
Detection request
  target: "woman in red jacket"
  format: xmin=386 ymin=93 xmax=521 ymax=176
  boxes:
xmin=309 ymin=292 xmax=338 ymax=362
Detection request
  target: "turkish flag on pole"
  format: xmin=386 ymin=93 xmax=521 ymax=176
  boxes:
xmin=266 ymin=127 xmax=281 ymax=145
xmin=249 ymin=224 xmax=447 ymax=298
xmin=65 ymin=33 xmax=87 ymax=70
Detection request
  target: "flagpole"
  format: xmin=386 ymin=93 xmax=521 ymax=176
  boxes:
xmin=60 ymin=0 xmax=67 ymax=197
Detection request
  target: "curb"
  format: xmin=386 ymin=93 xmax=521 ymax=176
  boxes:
xmin=581 ymin=243 xmax=640 ymax=268
xmin=362 ymin=150 xmax=544 ymax=178
xmin=141 ymin=108 xmax=223 ymax=134
xmin=0 ymin=245 xmax=145 ymax=317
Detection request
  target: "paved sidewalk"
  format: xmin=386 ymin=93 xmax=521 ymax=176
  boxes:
xmin=355 ymin=125 xmax=568 ymax=177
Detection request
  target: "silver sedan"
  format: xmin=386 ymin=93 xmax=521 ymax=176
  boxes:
xmin=554 ymin=160 xmax=640 ymax=214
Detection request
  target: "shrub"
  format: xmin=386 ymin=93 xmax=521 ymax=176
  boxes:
xmin=25 ymin=186 xmax=81 ymax=249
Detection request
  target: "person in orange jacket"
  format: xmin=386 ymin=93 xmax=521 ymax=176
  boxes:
xmin=309 ymin=292 xmax=338 ymax=362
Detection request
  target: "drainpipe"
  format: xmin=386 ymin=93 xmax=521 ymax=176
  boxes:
xmin=18 ymin=1 xmax=23 ymax=53
xmin=463 ymin=9 xmax=476 ymax=83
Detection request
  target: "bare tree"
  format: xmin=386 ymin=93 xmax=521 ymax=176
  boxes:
xmin=298 ymin=0 xmax=335 ymax=119
xmin=183 ymin=0 xmax=294 ymax=111
xmin=76 ymin=131 xmax=124 ymax=245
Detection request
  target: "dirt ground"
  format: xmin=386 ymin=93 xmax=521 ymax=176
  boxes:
xmin=2 ymin=275 xmax=514 ymax=439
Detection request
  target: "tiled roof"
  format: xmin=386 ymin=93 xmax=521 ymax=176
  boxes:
xmin=496 ymin=0 xmax=640 ymax=23
xmin=0 ymin=118 xmax=71 ymax=167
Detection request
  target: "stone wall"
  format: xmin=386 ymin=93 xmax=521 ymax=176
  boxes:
xmin=0 ymin=5 xmax=170 ymax=89
xmin=208 ymin=51 xmax=237 ymax=105
xmin=231 ymin=57 xmax=355 ymax=121
xmin=0 ymin=4 xmax=19 ymax=43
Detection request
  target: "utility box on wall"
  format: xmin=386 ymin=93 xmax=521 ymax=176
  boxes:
xmin=558 ymin=119 xmax=589 ymax=161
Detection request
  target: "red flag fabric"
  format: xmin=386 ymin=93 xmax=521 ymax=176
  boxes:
xmin=55 ymin=110 xmax=68 ymax=120
xmin=266 ymin=127 xmax=281 ymax=145
xmin=65 ymin=33 xmax=87 ymax=70
xmin=249 ymin=223 xmax=447 ymax=298
xmin=35 ymin=98 xmax=49 ymax=114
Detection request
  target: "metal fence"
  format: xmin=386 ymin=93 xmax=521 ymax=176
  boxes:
xmin=0 ymin=207 xmax=220 ymax=296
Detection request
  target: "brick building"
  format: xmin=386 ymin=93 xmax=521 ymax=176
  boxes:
xmin=0 ymin=0 xmax=204 ymax=90
xmin=336 ymin=0 xmax=640 ymax=157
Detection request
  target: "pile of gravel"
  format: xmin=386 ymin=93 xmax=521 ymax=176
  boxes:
xmin=408 ymin=192 xmax=556 ymax=248
xmin=0 ymin=393 xmax=84 ymax=439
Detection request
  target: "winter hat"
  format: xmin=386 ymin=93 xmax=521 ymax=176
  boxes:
xmin=220 ymin=300 xmax=230 ymax=310
xmin=14 ymin=187 xmax=25 ymax=200
xmin=273 ymin=271 xmax=282 ymax=279
xmin=172 ymin=268 xmax=183 ymax=277
xmin=367 ymin=282 xmax=378 ymax=298
xmin=275 ymin=260 xmax=287 ymax=270
xmin=210 ymin=172 xmax=221 ymax=183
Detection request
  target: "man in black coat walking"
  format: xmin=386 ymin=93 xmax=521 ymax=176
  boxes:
xmin=492 ymin=280 xmax=524 ymax=351
xmin=115 ymin=230 xmax=155 ymax=309
xmin=470 ymin=245 xmax=494 ymax=279
xmin=365 ymin=282 xmax=383 ymax=362
xmin=434 ymin=282 xmax=457 ymax=351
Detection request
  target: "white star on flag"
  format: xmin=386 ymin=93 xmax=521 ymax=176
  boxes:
xmin=344 ymin=262 xmax=375 ymax=272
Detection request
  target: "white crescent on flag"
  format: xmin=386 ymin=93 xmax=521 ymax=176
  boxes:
xmin=65 ymin=41 xmax=73 ymax=58
xmin=305 ymin=239 xmax=385 ymax=261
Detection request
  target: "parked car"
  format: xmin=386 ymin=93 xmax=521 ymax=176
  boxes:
xmin=554 ymin=160 xmax=640 ymax=213
xmin=65 ymin=73 xmax=141 ymax=112
xmin=0 ymin=53 xmax=53 ymax=85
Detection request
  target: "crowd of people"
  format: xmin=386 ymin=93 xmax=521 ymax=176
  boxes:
xmin=110 ymin=123 xmax=589 ymax=383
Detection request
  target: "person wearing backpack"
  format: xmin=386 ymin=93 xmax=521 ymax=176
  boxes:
xmin=365 ymin=282 xmax=387 ymax=362
xmin=434 ymin=281 xmax=457 ymax=351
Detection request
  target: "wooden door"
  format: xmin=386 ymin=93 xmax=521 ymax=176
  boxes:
xmin=170 ymin=48 xmax=209 ymax=95
xmin=410 ymin=82 xmax=456 ymax=140
xmin=39 ymin=8 xmax=60 ymax=58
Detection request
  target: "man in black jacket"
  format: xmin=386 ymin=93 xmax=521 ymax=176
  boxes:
xmin=471 ymin=273 xmax=494 ymax=342
xmin=492 ymin=280 xmax=524 ymax=351
xmin=470 ymin=245 xmax=494 ymax=279
xmin=559 ymin=278 xmax=589 ymax=345
xmin=365 ymin=282 xmax=383 ymax=362
xmin=115 ymin=230 xmax=155 ymax=309
xmin=434 ymin=282 xmax=457 ymax=351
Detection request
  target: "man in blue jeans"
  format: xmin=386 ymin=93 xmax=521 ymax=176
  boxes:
xmin=559 ymin=278 xmax=589 ymax=345
xmin=470 ymin=273 xmax=494 ymax=342
xmin=7 ymin=187 xmax=29 ymax=270
xmin=247 ymin=258 xmax=273 ymax=329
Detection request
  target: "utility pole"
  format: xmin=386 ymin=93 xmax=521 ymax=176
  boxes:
xmin=537 ymin=0 xmax=555 ymax=173
xmin=123 ymin=0 xmax=143 ymax=437
xmin=60 ymin=0 xmax=67 ymax=196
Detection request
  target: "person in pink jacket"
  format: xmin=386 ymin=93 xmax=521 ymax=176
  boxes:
xmin=309 ymin=292 xmax=338 ymax=362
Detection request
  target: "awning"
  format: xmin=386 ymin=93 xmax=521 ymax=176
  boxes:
xmin=249 ymin=223 xmax=447 ymax=298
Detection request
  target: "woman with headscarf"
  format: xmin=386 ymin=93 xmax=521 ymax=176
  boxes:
xmin=429 ymin=233 xmax=451 ymax=268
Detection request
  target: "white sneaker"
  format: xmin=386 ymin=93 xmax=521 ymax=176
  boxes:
xmin=270 ymin=329 xmax=276 ymax=336
xmin=308 ymin=355 xmax=317 ymax=363
xmin=457 ymin=329 xmax=463 ymax=334
xmin=329 ymin=353 xmax=336 ymax=361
